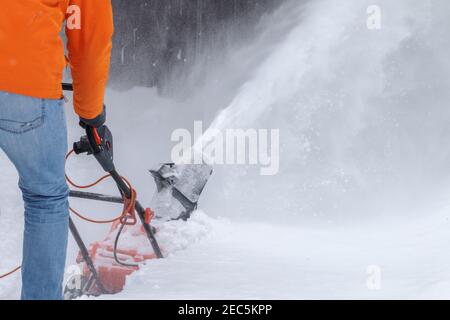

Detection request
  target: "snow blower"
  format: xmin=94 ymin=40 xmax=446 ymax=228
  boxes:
xmin=62 ymin=84 xmax=212 ymax=299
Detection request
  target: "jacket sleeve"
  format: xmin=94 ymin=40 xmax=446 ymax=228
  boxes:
xmin=66 ymin=0 xmax=114 ymax=120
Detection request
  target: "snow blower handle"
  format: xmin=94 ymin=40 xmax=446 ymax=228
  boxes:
xmin=62 ymin=83 xmax=114 ymax=173
xmin=74 ymin=122 xmax=136 ymax=200
xmin=73 ymin=125 xmax=116 ymax=173
xmin=64 ymin=83 xmax=133 ymax=199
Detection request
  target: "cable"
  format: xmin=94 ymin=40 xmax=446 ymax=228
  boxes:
xmin=0 ymin=266 xmax=21 ymax=279
xmin=66 ymin=149 xmax=142 ymax=269
xmin=1 ymin=150 xmax=144 ymax=281
xmin=113 ymin=220 xmax=139 ymax=268
xmin=65 ymin=149 xmax=137 ymax=225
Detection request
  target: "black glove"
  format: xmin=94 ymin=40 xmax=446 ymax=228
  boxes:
xmin=79 ymin=106 xmax=106 ymax=128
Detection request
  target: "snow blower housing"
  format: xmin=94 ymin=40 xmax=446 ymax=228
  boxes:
xmin=150 ymin=163 xmax=213 ymax=221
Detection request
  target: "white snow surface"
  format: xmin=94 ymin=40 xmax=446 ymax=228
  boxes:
xmin=2 ymin=0 xmax=450 ymax=299
xmin=103 ymin=211 xmax=450 ymax=300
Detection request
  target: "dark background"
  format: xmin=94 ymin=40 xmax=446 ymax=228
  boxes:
xmin=109 ymin=0 xmax=282 ymax=92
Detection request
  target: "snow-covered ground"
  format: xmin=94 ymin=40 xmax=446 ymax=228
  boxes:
xmin=105 ymin=211 xmax=450 ymax=300
xmin=2 ymin=0 xmax=450 ymax=299
xmin=3 ymin=191 xmax=450 ymax=300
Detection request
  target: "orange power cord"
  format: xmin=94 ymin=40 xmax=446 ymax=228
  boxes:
xmin=0 ymin=149 xmax=138 ymax=279
xmin=65 ymin=150 xmax=138 ymax=225
xmin=0 ymin=266 xmax=21 ymax=280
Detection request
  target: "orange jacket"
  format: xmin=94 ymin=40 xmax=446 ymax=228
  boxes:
xmin=0 ymin=0 xmax=114 ymax=120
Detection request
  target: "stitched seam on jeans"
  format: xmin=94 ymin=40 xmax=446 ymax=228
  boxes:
xmin=0 ymin=100 xmax=46 ymax=134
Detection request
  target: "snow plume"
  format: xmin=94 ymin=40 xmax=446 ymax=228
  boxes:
xmin=196 ymin=0 xmax=450 ymax=224
xmin=61 ymin=0 xmax=450 ymax=226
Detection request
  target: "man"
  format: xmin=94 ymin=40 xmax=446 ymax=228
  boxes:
xmin=0 ymin=0 xmax=114 ymax=299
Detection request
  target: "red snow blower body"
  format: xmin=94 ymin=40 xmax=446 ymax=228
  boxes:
xmin=62 ymin=84 xmax=212 ymax=299
xmin=76 ymin=218 xmax=158 ymax=295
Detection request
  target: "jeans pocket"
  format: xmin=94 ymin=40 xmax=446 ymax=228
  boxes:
xmin=0 ymin=94 xmax=45 ymax=134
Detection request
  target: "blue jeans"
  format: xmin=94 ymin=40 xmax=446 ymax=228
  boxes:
xmin=0 ymin=91 xmax=69 ymax=300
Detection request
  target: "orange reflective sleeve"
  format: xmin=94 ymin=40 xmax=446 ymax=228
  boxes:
xmin=66 ymin=0 xmax=114 ymax=120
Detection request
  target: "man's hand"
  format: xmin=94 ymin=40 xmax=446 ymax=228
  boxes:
xmin=79 ymin=107 xmax=106 ymax=128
